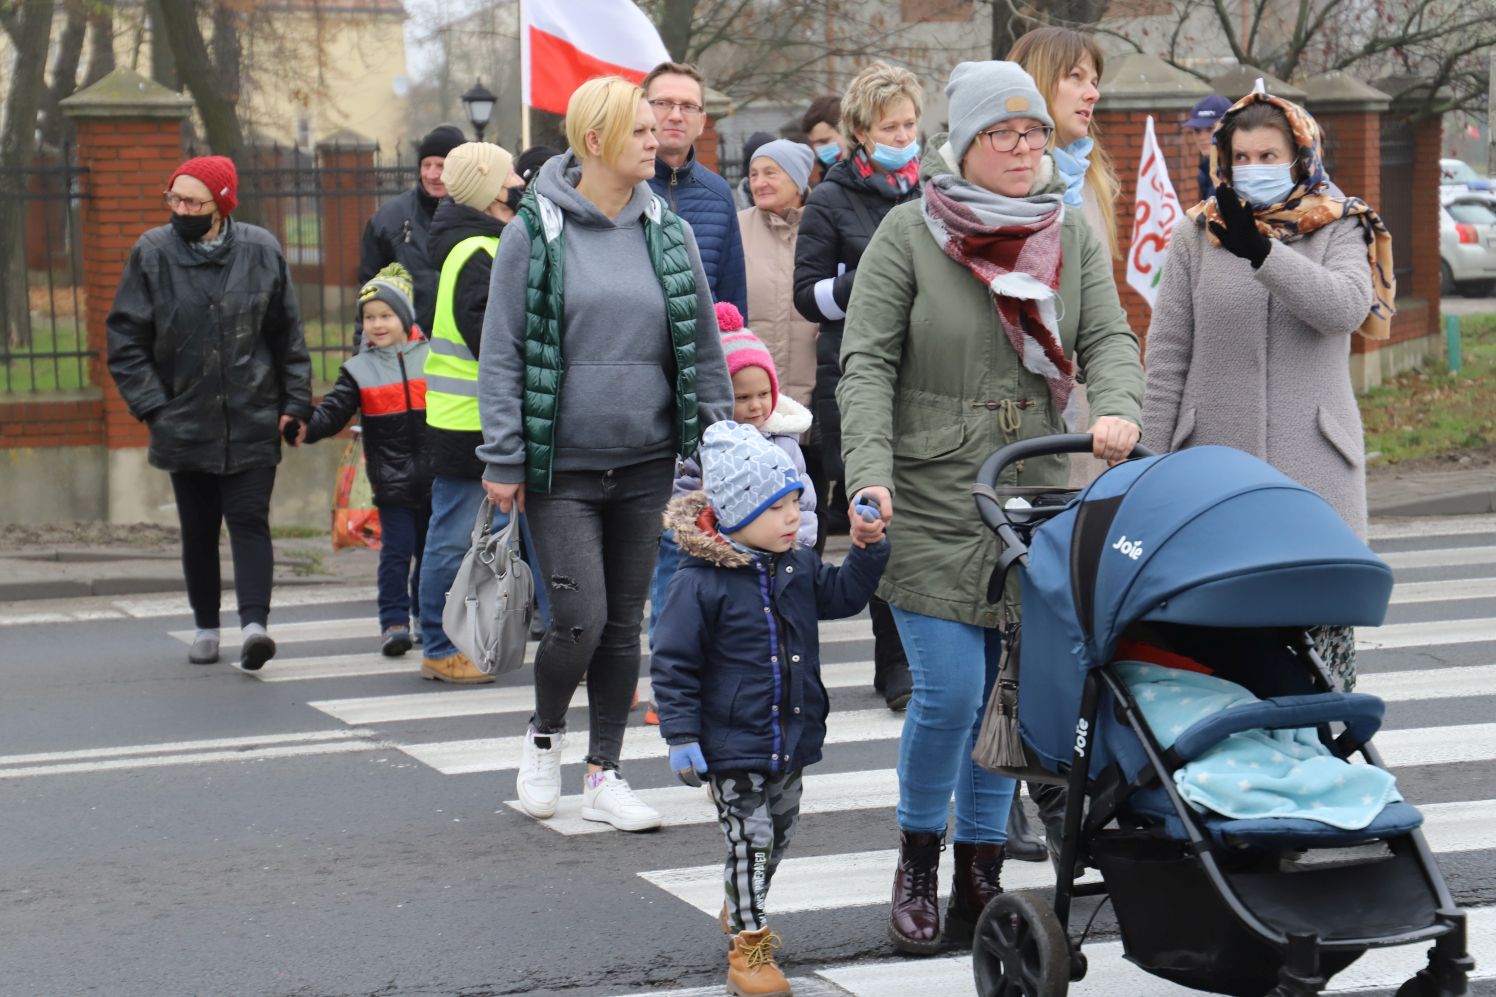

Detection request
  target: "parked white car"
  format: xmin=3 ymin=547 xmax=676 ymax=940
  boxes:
xmin=1440 ymin=197 xmax=1496 ymax=296
xmin=1440 ymin=158 xmax=1493 ymax=192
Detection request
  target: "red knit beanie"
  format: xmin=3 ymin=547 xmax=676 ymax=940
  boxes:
xmin=168 ymin=156 xmax=239 ymax=216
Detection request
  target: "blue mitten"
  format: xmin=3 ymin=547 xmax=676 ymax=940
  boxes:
xmin=669 ymin=742 xmax=709 ymax=787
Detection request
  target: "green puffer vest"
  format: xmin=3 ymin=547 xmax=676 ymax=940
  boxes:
xmin=516 ymin=190 xmax=701 ymax=493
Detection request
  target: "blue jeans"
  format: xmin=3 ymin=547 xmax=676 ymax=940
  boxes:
xmin=376 ymin=503 xmax=430 ymax=630
xmin=647 ymin=530 xmax=683 ymax=648
xmin=418 ymin=476 xmax=548 ymax=659
xmin=891 ymin=606 xmax=1017 ymax=843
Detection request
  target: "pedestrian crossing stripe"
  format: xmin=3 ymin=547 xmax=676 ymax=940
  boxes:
xmin=797 ymin=903 xmax=1496 ymax=997
xmin=1379 ymin=545 xmax=1496 ymax=570
xmin=637 ymin=795 xmax=1496 ymax=915
xmin=307 ymin=661 xmax=1496 ymax=727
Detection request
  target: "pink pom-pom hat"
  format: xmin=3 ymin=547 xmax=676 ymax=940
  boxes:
xmin=717 ymin=302 xmax=779 ymax=411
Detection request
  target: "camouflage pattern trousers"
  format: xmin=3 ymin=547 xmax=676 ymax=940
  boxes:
xmin=709 ymin=768 xmax=804 ymax=933
xmin=1309 ymin=624 xmax=1358 ymax=691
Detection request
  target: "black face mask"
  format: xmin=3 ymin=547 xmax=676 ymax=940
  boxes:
xmin=171 ymin=212 xmax=216 ymax=242
xmin=504 ymin=184 xmax=525 ymax=212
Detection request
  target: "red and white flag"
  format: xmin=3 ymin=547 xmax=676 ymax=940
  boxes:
xmin=521 ymin=0 xmax=671 ymax=116
xmin=1125 ymin=116 xmax=1182 ymax=308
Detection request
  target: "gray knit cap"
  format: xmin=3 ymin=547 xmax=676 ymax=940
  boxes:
xmin=701 ymin=421 xmax=805 ymax=534
xmin=946 ymin=61 xmax=1054 ymax=168
xmin=750 ymin=139 xmax=815 ymax=194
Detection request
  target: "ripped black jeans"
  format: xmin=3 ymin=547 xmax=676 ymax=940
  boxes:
xmin=525 ymin=457 xmax=674 ymax=767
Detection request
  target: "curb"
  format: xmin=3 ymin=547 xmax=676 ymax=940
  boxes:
xmin=0 ymin=572 xmax=346 ymax=604
xmin=1366 ymin=470 xmax=1496 ymax=519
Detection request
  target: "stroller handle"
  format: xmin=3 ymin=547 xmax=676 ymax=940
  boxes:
xmin=974 ymin=433 xmax=1155 ymax=535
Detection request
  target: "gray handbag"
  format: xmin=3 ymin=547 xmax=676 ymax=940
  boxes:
xmin=442 ymin=499 xmax=534 ymax=676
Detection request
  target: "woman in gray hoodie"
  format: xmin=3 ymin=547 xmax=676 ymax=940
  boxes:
xmin=477 ymin=76 xmax=732 ymax=833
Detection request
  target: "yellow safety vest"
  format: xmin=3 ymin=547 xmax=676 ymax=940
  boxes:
xmin=424 ymin=234 xmax=498 ymax=432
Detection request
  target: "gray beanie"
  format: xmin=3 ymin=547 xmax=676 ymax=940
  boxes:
xmin=750 ymin=139 xmax=815 ymax=194
xmin=946 ymin=60 xmax=1054 ymax=168
xmin=701 ymin=421 xmax=805 ymax=534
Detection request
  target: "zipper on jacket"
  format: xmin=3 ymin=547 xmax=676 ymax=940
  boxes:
xmin=765 ymin=557 xmax=791 ymax=773
xmin=397 ymin=350 xmax=420 ymax=456
xmin=668 ymin=170 xmax=678 ymax=212
xmin=753 ymin=553 xmax=789 ymax=772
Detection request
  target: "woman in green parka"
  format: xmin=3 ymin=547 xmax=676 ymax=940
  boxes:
xmin=835 ymin=61 xmax=1145 ymax=954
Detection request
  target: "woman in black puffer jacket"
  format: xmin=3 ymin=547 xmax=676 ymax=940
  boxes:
xmin=791 ymin=61 xmax=922 ymax=711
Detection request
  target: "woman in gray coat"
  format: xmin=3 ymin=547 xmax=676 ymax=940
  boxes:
xmin=1143 ymin=90 xmax=1396 ymax=690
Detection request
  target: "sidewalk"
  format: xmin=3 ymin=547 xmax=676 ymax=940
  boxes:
xmin=0 ymin=468 xmax=1488 ymax=606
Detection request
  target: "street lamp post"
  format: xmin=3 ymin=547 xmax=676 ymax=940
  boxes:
xmin=461 ymin=79 xmax=497 ymax=142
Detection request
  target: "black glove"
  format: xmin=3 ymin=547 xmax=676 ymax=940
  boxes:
xmin=281 ymin=417 xmax=303 ymax=446
xmin=1209 ymin=185 xmax=1271 ymax=269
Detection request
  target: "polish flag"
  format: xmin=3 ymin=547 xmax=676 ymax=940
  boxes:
xmin=1125 ymin=116 xmax=1182 ymax=309
xmin=521 ymin=0 xmax=672 ymax=116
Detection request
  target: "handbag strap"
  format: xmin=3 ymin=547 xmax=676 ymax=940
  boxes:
xmin=470 ymin=497 xmax=494 ymax=546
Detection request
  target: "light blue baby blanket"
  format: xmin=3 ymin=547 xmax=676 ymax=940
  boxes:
xmin=1116 ymin=661 xmax=1401 ymax=830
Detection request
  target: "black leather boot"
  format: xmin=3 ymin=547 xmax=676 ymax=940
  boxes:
xmin=889 ymin=830 xmax=945 ymax=954
xmin=945 ymin=841 xmax=1005 ymax=945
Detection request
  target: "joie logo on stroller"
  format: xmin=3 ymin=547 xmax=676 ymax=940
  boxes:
xmin=1112 ymin=534 xmax=1144 ymax=559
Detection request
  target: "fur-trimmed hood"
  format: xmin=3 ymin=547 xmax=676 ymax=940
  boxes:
xmin=664 ymin=491 xmax=757 ymax=569
xmin=761 ymin=394 xmax=812 ymax=437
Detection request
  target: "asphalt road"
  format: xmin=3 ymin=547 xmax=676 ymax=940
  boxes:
xmin=3 ymin=514 xmax=1496 ymax=997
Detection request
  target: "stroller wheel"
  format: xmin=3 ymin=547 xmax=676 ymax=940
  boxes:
xmin=971 ymin=890 xmax=1069 ymax=997
xmin=1393 ymin=973 xmax=1439 ymax=997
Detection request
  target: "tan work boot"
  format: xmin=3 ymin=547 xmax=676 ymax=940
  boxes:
xmin=726 ymin=927 xmax=791 ymax=997
xmin=420 ymin=652 xmax=494 ymax=684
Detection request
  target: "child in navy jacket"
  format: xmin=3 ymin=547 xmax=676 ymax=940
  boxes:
xmin=650 ymin=421 xmax=887 ymax=993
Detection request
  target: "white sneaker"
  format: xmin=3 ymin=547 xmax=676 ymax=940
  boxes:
xmin=580 ymin=769 xmax=662 ymax=832
xmin=515 ymin=727 xmax=564 ymax=819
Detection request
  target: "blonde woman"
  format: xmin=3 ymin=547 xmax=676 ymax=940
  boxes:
xmin=477 ymin=75 xmax=733 ymax=832
xmin=793 ymin=60 xmax=924 ymax=710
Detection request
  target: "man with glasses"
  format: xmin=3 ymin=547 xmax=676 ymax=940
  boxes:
xmin=642 ymin=61 xmax=748 ymax=317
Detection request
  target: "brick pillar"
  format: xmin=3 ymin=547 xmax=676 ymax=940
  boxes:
xmin=699 ymin=86 xmax=734 ymax=177
xmin=1095 ymin=54 xmax=1214 ymax=341
xmin=697 ymin=116 xmax=722 ymax=175
xmin=1408 ymin=115 xmax=1443 ymax=312
xmin=316 ymin=129 xmax=377 ymax=291
xmin=60 ymin=67 xmax=192 ymax=452
xmin=1303 ymin=71 xmax=1390 ymax=211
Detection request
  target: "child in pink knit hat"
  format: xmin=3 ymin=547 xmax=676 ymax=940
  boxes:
xmin=642 ymin=303 xmax=818 ymax=722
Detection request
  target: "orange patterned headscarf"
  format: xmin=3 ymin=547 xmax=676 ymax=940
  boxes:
xmin=1186 ymin=91 xmax=1396 ymax=340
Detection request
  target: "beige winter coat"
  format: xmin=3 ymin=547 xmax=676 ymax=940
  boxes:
xmin=739 ymin=205 xmax=818 ymax=406
xmin=1142 ymin=218 xmax=1374 ymax=537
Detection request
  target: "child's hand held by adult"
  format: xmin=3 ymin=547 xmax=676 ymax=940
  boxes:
xmin=669 ymin=742 xmax=709 ymax=787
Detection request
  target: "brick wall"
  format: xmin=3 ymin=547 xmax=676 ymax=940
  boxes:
xmin=0 ymin=396 xmax=105 ymax=448
xmin=1316 ymin=111 xmax=1380 ymax=209
xmin=1095 ymin=105 xmax=1199 ymax=339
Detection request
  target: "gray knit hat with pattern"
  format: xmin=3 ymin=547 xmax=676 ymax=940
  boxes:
xmin=701 ymin=421 xmax=805 ymax=534
xmin=946 ymin=60 xmax=1054 ymax=167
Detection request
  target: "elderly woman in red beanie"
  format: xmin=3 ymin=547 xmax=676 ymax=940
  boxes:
xmin=107 ymin=155 xmax=311 ymax=672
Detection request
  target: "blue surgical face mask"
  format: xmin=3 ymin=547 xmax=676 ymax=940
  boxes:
xmin=870 ymin=140 xmax=920 ymax=171
xmin=1230 ymin=163 xmax=1296 ymax=208
xmin=814 ymin=143 xmax=840 ymax=166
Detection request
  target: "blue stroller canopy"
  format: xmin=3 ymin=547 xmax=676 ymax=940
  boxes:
xmin=1024 ymin=446 xmax=1393 ymax=670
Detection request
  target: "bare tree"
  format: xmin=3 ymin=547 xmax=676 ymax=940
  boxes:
xmin=155 ymin=0 xmax=248 ymax=157
xmin=1099 ymin=0 xmax=1496 ymax=115
xmin=0 ymin=0 xmax=58 ymax=347
xmin=84 ymin=2 xmax=116 ymax=85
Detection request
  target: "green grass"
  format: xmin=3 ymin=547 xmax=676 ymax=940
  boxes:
xmin=1 ymin=320 xmax=91 ymax=392
xmin=1361 ymin=314 xmax=1496 ymax=464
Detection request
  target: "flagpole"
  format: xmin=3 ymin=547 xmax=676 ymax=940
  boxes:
xmin=519 ymin=0 xmax=531 ymax=150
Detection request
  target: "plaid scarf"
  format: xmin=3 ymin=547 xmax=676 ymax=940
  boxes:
xmin=849 ymin=146 xmax=920 ymax=198
xmin=921 ymin=171 xmax=1076 ymax=427
xmin=1187 ymin=91 xmax=1396 ymax=340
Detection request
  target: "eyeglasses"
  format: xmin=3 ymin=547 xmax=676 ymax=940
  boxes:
xmin=648 ymin=98 xmax=704 ymax=118
xmin=163 ymin=191 xmax=212 ymax=212
xmin=975 ymin=126 xmax=1054 ymax=154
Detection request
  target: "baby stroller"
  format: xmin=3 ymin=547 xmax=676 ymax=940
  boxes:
xmin=967 ymin=434 xmax=1473 ymax=997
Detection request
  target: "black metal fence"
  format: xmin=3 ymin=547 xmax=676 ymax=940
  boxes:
xmin=232 ymin=144 xmax=418 ymax=383
xmin=0 ymin=147 xmax=89 ymax=394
